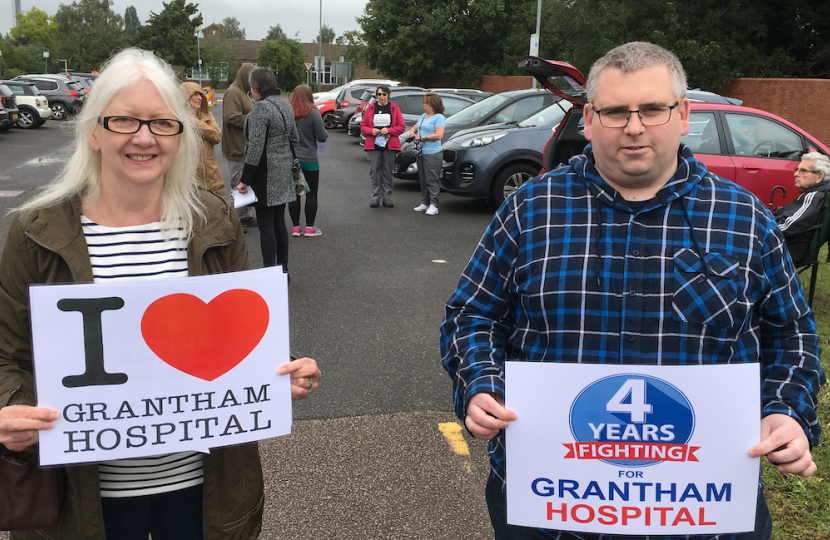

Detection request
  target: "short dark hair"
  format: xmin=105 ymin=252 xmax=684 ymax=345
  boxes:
xmin=249 ymin=67 xmax=280 ymax=96
xmin=423 ymin=93 xmax=445 ymax=114
xmin=376 ymin=84 xmax=391 ymax=96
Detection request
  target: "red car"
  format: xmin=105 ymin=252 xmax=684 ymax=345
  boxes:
xmin=315 ymin=99 xmax=338 ymax=129
xmin=516 ymin=56 xmax=830 ymax=208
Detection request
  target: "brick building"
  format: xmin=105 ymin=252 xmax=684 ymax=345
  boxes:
xmin=197 ymin=25 xmax=383 ymax=89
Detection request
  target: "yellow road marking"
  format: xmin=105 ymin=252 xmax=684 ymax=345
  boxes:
xmin=439 ymin=422 xmax=470 ymax=456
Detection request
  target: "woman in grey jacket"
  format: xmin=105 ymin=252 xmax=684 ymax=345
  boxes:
xmin=237 ymin=68 xmax=299 ymax=272
xmin=288 ymin=85 xmax=328 ymax=237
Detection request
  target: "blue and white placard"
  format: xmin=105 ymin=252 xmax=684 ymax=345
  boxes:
xmin=505 ymin=362 xmax=760 ymax=535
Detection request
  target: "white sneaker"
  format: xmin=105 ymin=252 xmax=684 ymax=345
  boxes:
xmin=425 ymin=205 xmax=439 ymax=216
xmin=413 ymin=204 xmax=429 ymax=212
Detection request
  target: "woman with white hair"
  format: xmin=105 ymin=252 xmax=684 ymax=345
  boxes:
xmin=0 ymin=48 xmax=320 ymax=539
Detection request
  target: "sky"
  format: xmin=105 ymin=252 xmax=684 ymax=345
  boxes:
xmin=2 ymin=0 xmax=369 ymax=43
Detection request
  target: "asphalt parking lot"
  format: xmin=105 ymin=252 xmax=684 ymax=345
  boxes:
xmin=0 ymin=98 xmax=501 ymax=539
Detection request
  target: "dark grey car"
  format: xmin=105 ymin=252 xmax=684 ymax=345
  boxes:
xmin=13 ymin=75 xmax=86 ymax=120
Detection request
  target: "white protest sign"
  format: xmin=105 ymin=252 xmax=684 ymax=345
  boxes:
xmin=505 ymin=362 xmax=760 ymax=536
xmin=30 ymin=268 xmax=292 ymax=466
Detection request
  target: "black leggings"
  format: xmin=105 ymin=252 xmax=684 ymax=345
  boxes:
xmin=288 ymin=169 xmax=320 ymax=227
xmin=255 ymin=204 xmax=288 ymax=269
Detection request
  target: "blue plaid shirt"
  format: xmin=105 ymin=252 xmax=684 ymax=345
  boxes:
xmin=440 ymin=145 xmax=825 ymax=540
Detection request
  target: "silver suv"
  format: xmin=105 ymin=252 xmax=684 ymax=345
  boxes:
xmin=13 ymin=74 xmax=86 ymax=120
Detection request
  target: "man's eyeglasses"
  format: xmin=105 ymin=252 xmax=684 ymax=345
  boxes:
xmin=794 ymin=167 xmax=817 ymax=175
xmin=590 ymin=99 xmax=682 ymax=128
xmin=98 ymin=116 xmax=184 ymax=136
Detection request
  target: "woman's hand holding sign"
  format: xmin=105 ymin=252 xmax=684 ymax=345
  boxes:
xmin=465 ymin=392 xmax=517 ymax=440
xmin=278 ymin=357 xmax=321 ymax=401
xmin=749 ymin=413 xmax=816 ymax=477
xmin=0 ymin=405 xmax=58 ymax=452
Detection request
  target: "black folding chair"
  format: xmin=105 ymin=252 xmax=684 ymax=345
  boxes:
xmin=796 ymin=194 xmax=830 ymax=307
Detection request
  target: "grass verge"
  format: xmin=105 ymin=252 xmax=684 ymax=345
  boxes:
xmin=766 ymin=246 xmax=830 ymax=539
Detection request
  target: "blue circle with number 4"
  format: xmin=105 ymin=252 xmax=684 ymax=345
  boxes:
xmin=569 ymin=374 xmax=695 ymax=467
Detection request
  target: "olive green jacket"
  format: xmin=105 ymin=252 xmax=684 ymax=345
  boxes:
xmin=0 ymin=191 xmax=265 ymax=540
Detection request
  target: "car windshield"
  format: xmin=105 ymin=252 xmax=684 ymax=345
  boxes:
xmin=518 ymin=100 xmax=573 ymax=128
xmin=445 ymin=94 xmax=511 ymax=127
xmin=67 ymin=81 xmax=84 ymax=91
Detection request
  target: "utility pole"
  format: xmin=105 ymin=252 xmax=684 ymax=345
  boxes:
xmin=196 ymin=27 xmax=202 ymax=86
xmin=533 ymin=0 xmax=541 ymax=89
xmin=318 ymin=0 xmax=322 ymax=91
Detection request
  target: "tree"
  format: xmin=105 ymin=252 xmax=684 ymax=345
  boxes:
xmin=257 ymin=39 xmax=305 ymax=91
xmin=10 ymin=8 xmax=59 ymax=52
xmin=55 ymin=0 xmax=129 ymax=72
xmin=133 ymin=0 xmax=202 ymax=68
xmin=336 ymin=29 xmax=367 ymax=64
xmin=0 ymin=36 xmax=50 ymax=76
xmin=359 ymin=0 xmax=534 ymax=84
xmin=315 ymin=24 xmax=335 ymax=44
xmin=264 ymin=24 xmax=286 ymax=41
xmin=219 ymin=16 xmax=246 ymax=40
xmin=124 ymin=6 xmax=140 ymax=37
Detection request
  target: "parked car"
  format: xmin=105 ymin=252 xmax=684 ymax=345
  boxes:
xmin=440 ymin=100 xmax=574 ymax=205
xmin=359 ymin=91 xmax=476 ymax=147
xmin=0 ymin=104 xmax=11 ymax=132
xmin=13 ymin=74 xmax=86 ymax=120
xmin=69 ymin=75 xmax=94 ymax=94
xmin=337 ymin=86 xmax=425 ymax=129
xmin=428 ymin=88 xmax=493 ymax=102
xmin=394 ymin=88 xmax=558 ymax=181
xmin=316 ymin=99 xmax=338 ymax=129
xmin=515 ymin=56 xmax=830 ymax=208
xmin=313 ymin=79 xmax=400 ymax=103
xmin=0 ymin=83 xmax=20 ymax=131
xmin=2 ymin=80 xmax=51 ymax=129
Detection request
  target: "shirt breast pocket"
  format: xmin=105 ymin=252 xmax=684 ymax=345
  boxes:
xmin=672 ymin=248 xmax=748 ymax=328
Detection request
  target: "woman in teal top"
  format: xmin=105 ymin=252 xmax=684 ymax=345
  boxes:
xmin=408 ymin=93 xmax=445 ymax=216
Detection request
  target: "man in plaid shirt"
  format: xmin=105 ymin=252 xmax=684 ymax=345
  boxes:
xmin=441 ymin=42 xmax=825 ymax=540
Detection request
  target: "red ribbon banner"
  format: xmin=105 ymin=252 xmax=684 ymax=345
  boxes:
xmin=563 ymin=442 xmax=700 ymax=462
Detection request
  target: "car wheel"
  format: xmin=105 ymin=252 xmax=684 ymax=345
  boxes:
xmin=322 ymin=112 xmax=338 ymax=129
xmin=51 ymin=102 xmax=68 ymax=121
xmin=490 ymin=163 xmax=538 ymax=206
xmin=16 ymin=108 xmax=40 ymax=129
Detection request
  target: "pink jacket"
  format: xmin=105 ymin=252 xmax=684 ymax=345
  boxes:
xmin=360 ymin=102 xmax=406 ymax=151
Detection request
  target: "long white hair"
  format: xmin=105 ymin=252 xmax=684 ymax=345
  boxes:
xmin=18 ymin=48 xmax=204 ymax=236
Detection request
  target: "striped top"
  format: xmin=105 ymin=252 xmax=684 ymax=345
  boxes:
xmin=81 ymin=216 xmax=204 ymax=498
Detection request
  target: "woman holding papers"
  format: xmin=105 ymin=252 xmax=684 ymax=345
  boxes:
xmin=360 ymin=84 xmax=406 ymax=207
xmin=287 ymin=84 xmax=328 ymax=237
xmin=0 ymin=49 xmax=320 ymax=540
xmin=236 ymin=68 xmax=299 ymax=274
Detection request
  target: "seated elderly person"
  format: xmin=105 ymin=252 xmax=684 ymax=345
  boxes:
xmin=773 ymin=152 xmax=830 ymax=265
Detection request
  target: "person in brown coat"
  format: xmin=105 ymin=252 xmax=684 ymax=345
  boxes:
xmin=223 ymin=63 xmax=257 ymax=225
xmin=180 ymin=81 xmax=225 ymax=196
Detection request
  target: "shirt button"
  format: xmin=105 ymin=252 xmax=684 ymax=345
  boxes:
xmin=632 ymin=249 xmax=640 ymax=256
xmin=627 ymin=334 xmax=635 ymax=342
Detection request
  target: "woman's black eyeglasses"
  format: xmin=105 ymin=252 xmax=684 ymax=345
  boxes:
xmin=98 ymin=116 xmax=184 ymax=136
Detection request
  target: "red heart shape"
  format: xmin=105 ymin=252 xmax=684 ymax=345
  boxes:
xmin=141 ymin=290 xmax=269 ymax=381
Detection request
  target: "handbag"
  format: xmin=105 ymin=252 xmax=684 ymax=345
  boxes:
xmin=295 ymin=169 xmax=310 ymax=197
xmin=411 ymin=115 xmax=425 ymax=157
xmin=0 ymin=448 xmax=65 ymax=531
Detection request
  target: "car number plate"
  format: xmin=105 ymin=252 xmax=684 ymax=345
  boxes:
xmin=12 ymin=114 xmax=18 ymax=120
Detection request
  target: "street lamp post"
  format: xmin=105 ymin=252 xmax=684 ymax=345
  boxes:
xmin=318 ymin=0 xmax=322 ymax=92
xmin=196 ymin=27 xmax=202 ymax=86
